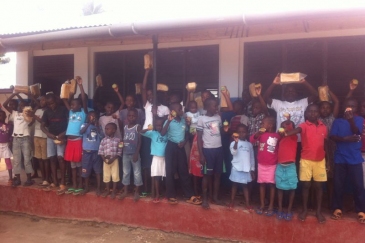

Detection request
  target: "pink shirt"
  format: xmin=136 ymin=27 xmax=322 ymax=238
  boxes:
xmin=250 ymin=132 xmax=280 ymax=166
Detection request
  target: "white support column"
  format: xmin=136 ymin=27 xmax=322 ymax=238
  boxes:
xmin=16 ymin=51 xmax=33 ymax=86
xmin=74 ymin=47 xmax=89 ymax=96
xmin=219 ymin=38 xmax=240 ymax=99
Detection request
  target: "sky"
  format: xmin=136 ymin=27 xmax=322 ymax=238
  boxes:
xmin=0 ymin=0 xmax=364 ymax=88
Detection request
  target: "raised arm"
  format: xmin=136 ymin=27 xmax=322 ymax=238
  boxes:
xmin=76 ymin=76 xmax=88 ymax=114
xmin=256 ymin=86 xmax=269 ymax=116
xmin=141 ymin=69 xmax=151 ymax=106
xmin=300 ymin=79 xmax=318 ymax=104
xmin=62 ymin=98 xmax=71 ymax=111
xmin=3 ymin=93 xmax=17 ymax=113
xmin=328 ymin=89 xmax=339 ymax=118
xmin=220 ymin=89 xmax=233 ymax=112
xmin=345 ymin=80 xmax=357 ymax=99
xmin=160 ymin=115 xmax=173 ymax=136
xmin=263 ymin=74 xmax=280 ymax=106
xmin=285 ymin=127 xmax=302 ymax=137
xmin=114 ymin=88 xmax=125 ymax=111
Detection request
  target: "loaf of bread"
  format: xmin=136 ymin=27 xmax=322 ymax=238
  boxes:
xmin=70 ymin=79 xmax=77 ymax=94
xmin=186 ymin=82 xmax=197 ymax=92
xmin=144 ymin=52 xmax=153 ymax=69
xmin=13 ymin=85 xmax=29 ymax=94
xmin=249 ymin=83 xmax=262 ymax=97
xmin=157 ymin=83 xmax=168 ymax=92
xmin=29 ymin=83 xmax=41 ymax=97
xmin=60 ymin=81 xmax=72 ymax=99
xmin=280 ymin=73 xmax=307 ymax=83
xmin=318 ymin=85 xmax=329 ymax=101
xmin=220 ymin=86 xmax=230 ymax=108
xmin=135 ymin=83 xmax=142 ymax=94
xmin=22 ymin=106 xmax=33 ymax=123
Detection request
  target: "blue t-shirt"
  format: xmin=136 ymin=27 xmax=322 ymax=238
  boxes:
xmin=66 ymin=109 xmax=87 ymax=136
xmin=142 ymin=130 xmax=168 ymax=157
xmin=81 ymin=123 xmax=102 ymax=151
xmin=330 ymin=116 xmax=364 ymax=165
xmin=164 ymin=118 xmax=187 ymax=143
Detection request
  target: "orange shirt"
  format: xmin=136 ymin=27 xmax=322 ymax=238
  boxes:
xmin=299 ymin=120 xmax=327 ymax=161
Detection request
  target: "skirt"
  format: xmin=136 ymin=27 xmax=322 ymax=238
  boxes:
xmin=151 ymin=155 xmax=166 ymax=177
xmin=229 ymin=167 xmax=252 ymax=184
xmin=0 ymin=142 xmax=12 ymax=158
xmin=189 ymin=134 xmax=203 ymax=177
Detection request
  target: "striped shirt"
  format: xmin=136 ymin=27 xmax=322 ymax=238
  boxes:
xmin=98 ymin=136 xmax=123 ymax=157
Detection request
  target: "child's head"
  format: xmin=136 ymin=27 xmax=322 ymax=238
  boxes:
xmin=105 ymin=123 xmax=117 ymax=137
xmin=319 ymin=101 xmax=333 ymax=118
xmin=251 ymin=99 xmax=262 ymax=116
xmin=169 ymin=92 xmax=182 ymax=105
xmin=86 ymin=111 xmax=98 ymax=123
xmin=261 ymin=116 xmax=276 ymax=132
xmin=360 ymin=99 xmax=365 ymax=117
xmin=201 ymin=90 xmax=213 ymax=103
xmin=70 ymin=98 xmax=82 ymax=112
xmin=18 ymin=100 xmax=28 ymax=112
xmin=305 ymin=104 xmax=319 ymax=123
xmin=236 ymin=124 xmax=248 ymax=141
xmin=8 ymin=99 xmax=18 ymax=111
xmin=233 ymin=100 xmax=244 ymax=115
xmin=204 ymin=97 xmax=218 ymax=115
xmin=154 ymin=117 xmax=165 ymax=133
xmin=45 ymin=94 xmax=57 ymax=110
xmin=0 ymin=110 xmax=6 ymax=123
xmin=104 ymin=101 xmax=115 ymax=116
xmin=38 ymin=96 xmax=46 ymax=108
xmin=125 ymin=95 xmax=136 ymax=109
xmin=280 ymin=120 xmax=295 ymax=131
xmin=170 ymin=102 xmax=183 ymax=117
xmin=127 ymin=108 xmax=138 ymax=124
xmin=283 ymin=84 xmax=298 ymax=102
xmin=343 ymin=97 xmax=358 ymax=114
xmin=187 ymin=100 xmax=198 ymax=113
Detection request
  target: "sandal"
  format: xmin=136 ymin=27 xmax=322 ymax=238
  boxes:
xmin=43 ymin=183 xmax=56 ymax=192
xmin=73 ymin=189 xmax=84 ymax=195
xmin=168 ymin=198 xmax=178 ymax=205
xmin=65 ymin=188 xmax=75 ymax=195
xmin=7 ymin=179 xmax=13 ymax=186
xmin=12 ymin=179 xmax=21 ymax=187
xmin=101 ymin=190 xmax=110 ymax=198
xmin=331 ymin=209 xmax=342 ymax=220
xmin=358 ymin=212 xmax=365 ymax=224
xmin=255 ymin=207 xmax=264 ymax=215
xmin=23 ymin=180 xmax=35 ymax=187
xmin=285 ymin=212 xmax=293 ymax=221
xmin=57 ymin=185 xmax=67 ymax=195
xmin=140 ymin=192 xmax=149 ymax=198
xmin=186 ymin=196 xmax=202 ymax=205
xmin=276 ymin=211 xmax=285 ymax=220
xmin=39 ymin=181 xmax=50 ymax=187
xmin=152 ymin=198 xmax=160 ymax=204
xmin=265 ymin=209 xmax=275 ymax=217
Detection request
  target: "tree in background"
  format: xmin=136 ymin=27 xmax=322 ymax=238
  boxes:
xmin=0 ymin=54 xmax=10 ymax=64
xmin=82 ymin=0 xmax=104 ymax=16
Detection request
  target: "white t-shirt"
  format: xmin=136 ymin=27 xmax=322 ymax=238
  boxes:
xmin=230 ymin=140 xmax=255 ymax=172
xmin=143 ymin=101 xmax=170 ymax=130
xmin=268 ymin=98 xmax=308 ymax=142
xmin=196 ymin=114 xmax=222 ymax=148
xmin=99 ymin=111 xmax=121 ymax=139
xmin=34 ymin=109 xmax=47 ymax=138
xmin=185 ymin=111 xmax=200 ymax=128
xmin=12 ymin=111 xmax=30 ymax=137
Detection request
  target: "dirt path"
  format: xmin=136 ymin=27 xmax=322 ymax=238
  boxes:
xmin=0 ymin=213 xmax=240 ymax=243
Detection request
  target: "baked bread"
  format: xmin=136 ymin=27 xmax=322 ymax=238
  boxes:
xmin=13 ymin=85 xmax=29 ymax=94
xmin=249 ymin=83 xmax=262 ymax=97
xmin=318 ymin=85 xmax=329 ymax=101
xmin=186 ymin=82 xmax=197 ymax=92
xmin=144 ymin=52 xmax=153 ymax=69
xmin=29 ymin=83 xmax=41 ymax=97
xmin=157 ymin=84 xmax=168 ymax=92
xmin=280 ymin=72 xmax=307 ymax=83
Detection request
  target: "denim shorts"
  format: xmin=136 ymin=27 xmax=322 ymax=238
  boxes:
xmin=122 ymin=154 xmax=143 ymax=186
xmin=47 ymin=137 xmax=65 ymax=158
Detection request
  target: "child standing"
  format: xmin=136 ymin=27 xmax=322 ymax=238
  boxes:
xmin=197 ymin=97 xmax=226 ymax=209
xmin=98 ymin=123 xmax=122 ymax=199
xmin=330 ymin=98 xmax=365 ymax=223
xmin=228 ymin=124 xmax=255 ymax=211
xmin=80 ymin=111 xmax=102 ymax=196
xmin=119 ymin=94 xmax=145 ymax=126
xmin=119 ymin=109 xmax=143 ymax=201
xmin=141 ymin=118 xmax=168 ymax=203
xmin=250 ymin=116 xmax=280 ymax=216
xmin=162 ymin=102 xmax=201 ymax=205
xmin=62 ymin=77 xmax=88 ymax=195
xmin=286 ymin=104 xmax=328 ymax=223
xmin=0 ymin=110 xmax=13 ymax=185
xmin=276 ymin=120 xmax=298 ymax=221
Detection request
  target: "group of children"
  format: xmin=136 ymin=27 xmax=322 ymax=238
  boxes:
xmin=1 ymin=71 xmax=365 ymax=224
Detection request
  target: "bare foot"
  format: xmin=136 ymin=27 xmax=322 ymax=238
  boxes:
xmin=134 ymin=192 xmax=140 ymax=202
xmin=95 ymin=189 xmax=101 ymax=197
xmin=298 ymin=210 xmax=308 ymax=221
xmin=118 ymin=191 xmax=127 ymax=200
xmin=202 ymin=200 xmax=210 ymax=209
xmin=110 ymin=191 xmax=116 ymax=199
xmin=316 ymin=212 xmax=326 ymax=224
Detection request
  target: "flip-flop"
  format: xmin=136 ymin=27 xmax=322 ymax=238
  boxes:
xmin=331 ymin=209 xmax=342 ymax=220
xmin=73 ymin=189 xmax=84 ymax=195
xmin=265 ymin=209 xmax=276 ymax=217
xmin=358 ymin=212 xmax=365 ymax=224
xmin=255 ymin=207 xmax=264 ymax=215
xmin=140 ymin=192 xmax=148 ymax=198
xmin=23 ymin=180 xmax=35 ymax=187
xmin=168 ymin=198 xmax=178 ymax=205
xmin=57 ymin=185 xmax=67 ymax=195
xmin=277 ymin=211 xmax=285 ymax=220
xmin=152 ymin=198 xmax=160 ymax=204
xmin=186 ymin=196 xmax=202 ymax=205
xmin=65 ymin=188 xmax=75 ymax=194
xmin=285 ymin=212 xmax=293 ymax=221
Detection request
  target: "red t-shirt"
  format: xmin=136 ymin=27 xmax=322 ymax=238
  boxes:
xmin=278 ymin=135 xmax=297 ymax=163
xmin=299 ymin=120 xmax=327 ymax=161
xmin=250 ymin=132 xmax=280 ymax=165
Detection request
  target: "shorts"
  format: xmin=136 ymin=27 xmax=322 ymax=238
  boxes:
xmin=81 ymin=150 xmax=102 ymax=177
xmin=257 ymin=163 xmax=276 ymax=184
xmin=34 ymin=137 xmax=47 ymax=160
xmin=141 ymin=136 xmax=153 ymax=169
xmin=47 ymin=137 xmax=65 ymax=158
xmin=103 ymin=158 xmax=120 ymax=183
xmin=202 ymin=147 xmax=223 ymax=175
xmin=229 ymin=167 xmax=252 ymax=184
xmin=299 ymin=158 xmax=327 ymax=182
xmin=64 ymin=138 xmax=82 ymax=162
xmin=275 ymin=162 xmax=298 ymax=190
xmin=151 ymin=155 xmax=166 ymax=177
